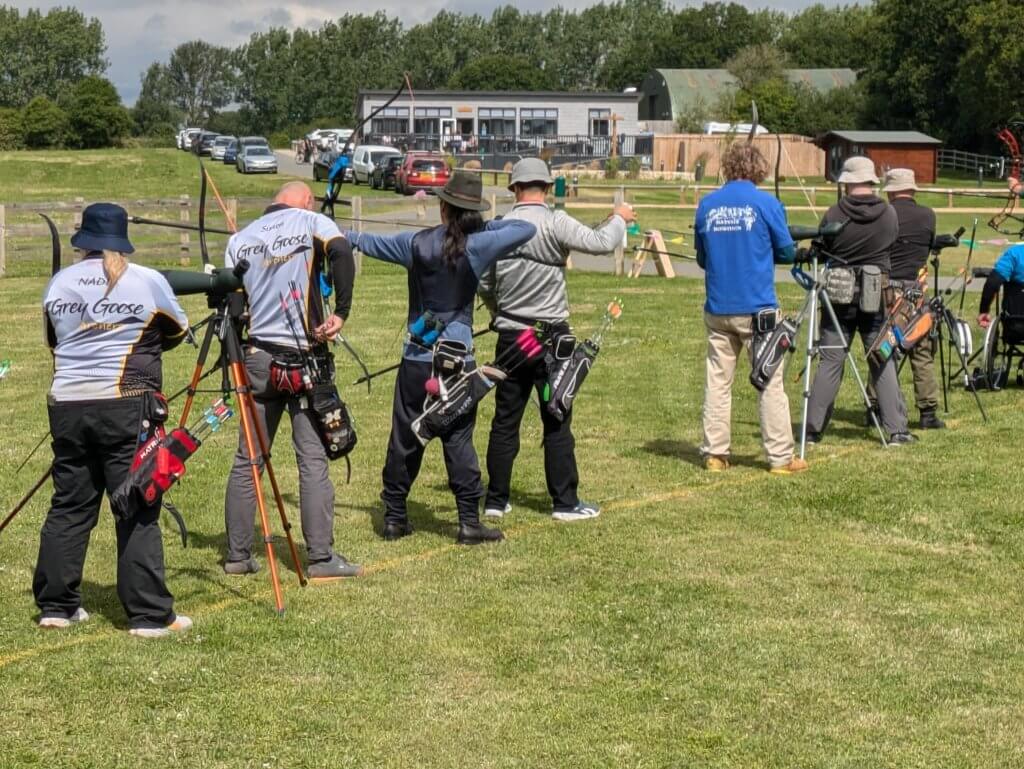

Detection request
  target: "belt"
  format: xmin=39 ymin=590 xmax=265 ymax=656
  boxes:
xmin=495 ymin=310 xmax=566 ymax=335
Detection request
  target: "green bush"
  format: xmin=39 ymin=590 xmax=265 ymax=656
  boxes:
xmin=22 ymin=96 xmax=68 ymax=148
xmin=627 ymin=157 xmax=642 ymax=180
xmin=268 ymin=131 xmax=291 ymax=149
xmin=0 ymin=108 xmax=25 ymax=150
xmin=604 ymin=157 xmax=620 ymax=180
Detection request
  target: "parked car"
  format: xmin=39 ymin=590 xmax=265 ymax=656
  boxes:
xmin=371 ymin=154 xmax=403 ymax=190
xmin=177 ymin=128 xmax=201 ymax=150
xmin=396 ymin=154 xmax=450 ymax=194
xmin=239 ymin=136 xmax=270 ymax=150
xmin=352 ymin=145 xmax=402 ymax=185
xmin=210 ymin=135 xmax=236 ymax=161
xmin=236 ymin=145 xmax=278 ymax=174
xmin=193 ymin=131 xmax=220 ymax=156
xmin=313 ymin=150 xmax=353 ymax=182
xmin=222 ymin=139 xmax=239 ymax=165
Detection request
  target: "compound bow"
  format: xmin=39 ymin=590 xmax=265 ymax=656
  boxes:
xmin=989 ymin=122 xmax=1024 ymax=237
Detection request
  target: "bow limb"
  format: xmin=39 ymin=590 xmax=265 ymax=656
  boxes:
xmin=321 ymin=74 xmax=412 ymax=219
xmin=337 ymin=333 xmax=372 ymax=393
xmin=39 ymin=213 xmax=61 ymax=276
xmin=774 ymin=131 xmax=782 ymax=201
xmin=197 ymin=156 xmax=213 ymax=273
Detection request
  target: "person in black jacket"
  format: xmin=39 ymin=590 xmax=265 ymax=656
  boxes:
xmin=881 ymin=168 xmax=943 ymax=429
xmin=805 ymin=157 xmax=915 ymax=445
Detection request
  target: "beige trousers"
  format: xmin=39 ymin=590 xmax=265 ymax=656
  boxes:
xmin=700 ymin=312 xmax=795 ymax=467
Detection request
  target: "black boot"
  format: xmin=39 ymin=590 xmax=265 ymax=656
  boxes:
xmin=457 ymin=521 xmax=505 ymax=545
xmin=382 ymin=520 xmax=414 ymax=541
xmin=919 ymin=408 xmax=946 ymax=430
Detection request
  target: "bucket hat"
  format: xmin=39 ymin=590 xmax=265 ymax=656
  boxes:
xmin=70 ymin=202 xmax=135 ymax=254
xmin=508 ymin=157 xmax=554 ymax=191
xmin=837 ymin=156 xmax=880 ymax=185
xmin=882 ymin=167 xmax=918 ymax=192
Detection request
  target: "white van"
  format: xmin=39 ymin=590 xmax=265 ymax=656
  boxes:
xmin=352 ymin=145 xmax=402 ymax=185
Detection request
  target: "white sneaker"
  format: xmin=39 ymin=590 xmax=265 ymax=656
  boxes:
xmin=38 ymin=607 xmax=89 ymax=629
xmin=483 ymin=503 xmax=512 ymax=518
xmin=552 ymin=501 xmax=601 ymax=522
xmin=129 ymin=615 xmax=193 ymax=639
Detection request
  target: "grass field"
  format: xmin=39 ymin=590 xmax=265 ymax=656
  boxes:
xmin=2 ymin=255 xmax=1024 ymax=767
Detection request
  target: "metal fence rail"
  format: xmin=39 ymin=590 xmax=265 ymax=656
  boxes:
xmin=938 ymin=148 xmax=1009 ymax=177
xmin=364 ymin=133 xmax=655 ymax=170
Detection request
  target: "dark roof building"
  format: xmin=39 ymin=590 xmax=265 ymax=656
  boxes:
xmin=639 ymin=68 xmax=857 ymax=122
xmin=817 ymin=130 xmax=943 ymax=183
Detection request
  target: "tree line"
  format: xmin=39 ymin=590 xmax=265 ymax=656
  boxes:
xmin=0 ymin=1 xmax=1022 ymax=152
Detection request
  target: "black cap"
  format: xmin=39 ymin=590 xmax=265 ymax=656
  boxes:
xmin=70 ymin=203 xmax=135 ymax=254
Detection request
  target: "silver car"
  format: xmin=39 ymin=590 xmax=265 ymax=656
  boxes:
xmin=211 ymin=135 xmax=237 ymax=160
xmin=236 ymin=145 xmax=278 ymax=174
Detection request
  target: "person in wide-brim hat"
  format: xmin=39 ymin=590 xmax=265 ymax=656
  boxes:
xmin=837 ymin=155 xmax=880 ymax=185
xmin=436 ymin=170 xmax=491 ymax=213
xmin=70 ymin=202 xmax=135 ymax=254
xmin=340 ymin=168 xmax=536 ymax=546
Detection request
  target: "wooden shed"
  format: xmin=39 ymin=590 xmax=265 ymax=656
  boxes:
xmin=817 ymin=131 xmax=942 ymax=184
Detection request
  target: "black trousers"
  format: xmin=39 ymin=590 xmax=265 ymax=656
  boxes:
xmin=381 ymin=358 xmax=483 ymax=526
xmin=485 ymin=329 xmax=579 ymax=512
xmin=33 ymin=398 xmax=175 ymax=629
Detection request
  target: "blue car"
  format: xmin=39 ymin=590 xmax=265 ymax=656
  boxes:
xmin=223 ymin=140 xmax=239 ymax=165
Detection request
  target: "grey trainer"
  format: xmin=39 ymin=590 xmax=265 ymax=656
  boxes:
xmin=224 ymin=558 xmax=260 ymax=575
xmin=307 ymin=554 xmax=363 ymax=581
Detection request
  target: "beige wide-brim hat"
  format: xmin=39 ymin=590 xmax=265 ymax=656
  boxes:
xmin=837 ymin=156 xmax=880 ymax=185
xmin=882 ymin=167 xmax=918 ymax=192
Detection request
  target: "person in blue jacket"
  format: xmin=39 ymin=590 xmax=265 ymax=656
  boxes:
xmin=346 ymin=171 xmax=536 ymax=545
xmin=694 ymin=142 xmax=806 ymax=475
xmin=979 ymin=243 xmax=1024 ymax=328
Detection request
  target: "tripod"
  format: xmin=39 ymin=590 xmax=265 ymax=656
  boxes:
xmin=789 ymin=247 xmax=888 ymax=459
xmin=178 ymin=292 xmax=308 ymax=615
xmin=922 ymin=249 xmax=987 ymax=422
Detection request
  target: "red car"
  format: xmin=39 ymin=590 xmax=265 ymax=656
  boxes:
xmin=396 ymin=154 xmax=450 ymax=195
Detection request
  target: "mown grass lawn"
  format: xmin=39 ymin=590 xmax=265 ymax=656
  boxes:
xmin=1 ymin=256 xmax=1023 ymax=767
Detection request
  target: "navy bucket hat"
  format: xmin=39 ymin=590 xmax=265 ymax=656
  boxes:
xmin=70 ymin=203 xmax=135 ymax=254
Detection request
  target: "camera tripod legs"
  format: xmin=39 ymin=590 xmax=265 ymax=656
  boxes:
xmin=177 ymin=308 xmax=308 ymax=615
xmin=794 ymin=260 xmax=888 ymax=459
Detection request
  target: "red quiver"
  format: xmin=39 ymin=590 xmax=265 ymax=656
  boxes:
xmin=110 ymin=428 xmax=200 ymax=520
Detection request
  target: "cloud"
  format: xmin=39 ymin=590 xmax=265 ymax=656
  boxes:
xmin=9 ymin=0 xmax=848 ymax=103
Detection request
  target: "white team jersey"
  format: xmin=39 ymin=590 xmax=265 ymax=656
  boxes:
xmin=44 ymin=257 xmax=189 ymax=401
xmin=225 ymin=206 xmax=344 ymax=349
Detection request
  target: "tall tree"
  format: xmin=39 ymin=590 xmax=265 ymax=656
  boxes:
xmin=779 ymin=4 xmax=874 ymax=69
xmin=0 ymin=7 xmax=107 ymax=108
xmin=953 ymin=0 xmax=1024 ymax=148
xmin=165 ymin=41 xmax=236 ymax=126
xmin=449 ymin=55 xmax=556 ymax=91
xmin=865 ymin=0 xmax=984 ymax=139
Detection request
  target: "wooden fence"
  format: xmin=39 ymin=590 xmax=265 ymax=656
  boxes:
xmin=0 ymin=187 xmax=1007 ymax=278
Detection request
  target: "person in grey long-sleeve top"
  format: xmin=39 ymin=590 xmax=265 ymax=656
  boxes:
xmin=478 ymin=157 xmax=636 ymax=522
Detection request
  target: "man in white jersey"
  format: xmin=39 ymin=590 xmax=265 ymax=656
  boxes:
xmin=222 ymin=182 xmax=361 ymax=580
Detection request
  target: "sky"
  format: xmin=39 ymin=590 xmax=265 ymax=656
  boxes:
xmin=12 ymin=0 xmax=845 ymax=104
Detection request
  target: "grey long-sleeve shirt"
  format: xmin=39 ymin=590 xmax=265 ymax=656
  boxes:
xmin=478 ymin=202 xmax=626 ymax=331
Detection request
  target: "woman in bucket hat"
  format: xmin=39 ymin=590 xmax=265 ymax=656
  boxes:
xmin=344 ymin=171 xmax=536 ymax=544
xmin=34 ymin=203 xmax=193 ymax=638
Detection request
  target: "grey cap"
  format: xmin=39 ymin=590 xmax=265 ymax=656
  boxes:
xmin=837 ymin=156 xmax=880 ymax=185
xmin=882 ymin=167 xmax=918 ymax=192
xmin=508 ymin=157 xmax=554 ymax=190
